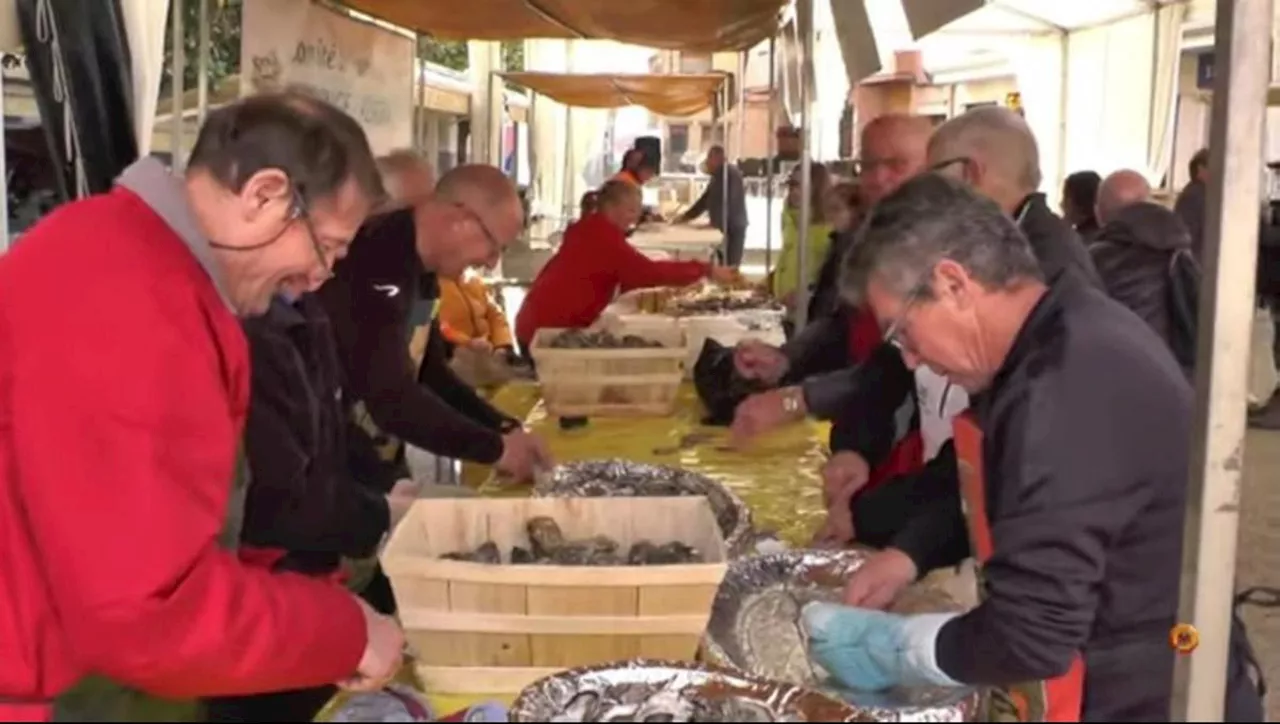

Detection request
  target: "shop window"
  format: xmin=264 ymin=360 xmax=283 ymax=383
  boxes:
xmin=667 ymin=123 xmax=690 ymax=172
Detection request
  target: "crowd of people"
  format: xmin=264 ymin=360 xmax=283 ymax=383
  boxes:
xmin=0 ymin=84 xmax=1266 ymax=723
xmin=724 ymin=106 xmax=1262 ymax=720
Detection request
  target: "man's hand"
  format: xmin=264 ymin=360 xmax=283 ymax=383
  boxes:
xmin=730 ymin=386 xmax=806 ymax=446
xmin=811 ymin=508 xmax=855 ymax=549
xmin=843 ymin=548 xmax=918 ymax=611
xmin=821 ymin=451 xmax=871 ymax=508
xmin=467 ymin=338 xmax=494 ymax=353
xmin=495 ymin=430 xmax=553 ymax=483
xmin=339 ymin=598 xmax=405 ymax=692
xmin=733 ymin=339 xmax=789 ymax=384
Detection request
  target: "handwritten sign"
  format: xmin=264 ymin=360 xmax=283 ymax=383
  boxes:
xmin=240 ymin=0 xmax=414 ymax=154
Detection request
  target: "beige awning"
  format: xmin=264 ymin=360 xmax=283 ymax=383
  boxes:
xmin=341 ymin=0 xmax=788 ymax=51
xmin=502 ymin=72 xmax=728 ymax=116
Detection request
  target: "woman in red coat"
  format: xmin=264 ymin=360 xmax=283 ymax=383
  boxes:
xmin=515 ymin=179 xmax=735 ymax=350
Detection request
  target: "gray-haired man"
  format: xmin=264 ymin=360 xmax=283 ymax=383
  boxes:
xmin=803 ymin=173 xmax=1263 ymax=722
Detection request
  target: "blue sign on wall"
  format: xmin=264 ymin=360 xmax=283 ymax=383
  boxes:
xmin=1197 ymin=52 xmax=1216 ymax=90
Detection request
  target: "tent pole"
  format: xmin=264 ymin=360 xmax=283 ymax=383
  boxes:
xmin=720 ymin=81 xmax=728 ymax=264
xmin=765 ymin=35 xmax=777 ymax=275
xmin=795 ymin=0 xmax=814 ymax=330
xmin=197 ymin=0 xmax=209 ymax=124
xmin=170 ymin=0 xmax=185 ymax=171
xmin=736 ymin=51 xmax=747 ymax=160
xmin=1171 ymin=0 xmax=1272 ymax=719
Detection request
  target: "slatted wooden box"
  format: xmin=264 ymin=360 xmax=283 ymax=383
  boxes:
xmin=380 ymin=497 xmax=728 ymax=700
xmin=528 ymin=327 xmax=688 ymax=417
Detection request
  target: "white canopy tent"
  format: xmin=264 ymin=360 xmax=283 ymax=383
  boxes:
xmin=831 ymin=0 xmax=1201 ymax=197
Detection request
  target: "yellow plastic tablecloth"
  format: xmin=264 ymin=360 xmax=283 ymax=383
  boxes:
xmin=326 ymin=381 xmax=831 ymax=720
xmin=464 ymin=381 xmax=830 ymax=545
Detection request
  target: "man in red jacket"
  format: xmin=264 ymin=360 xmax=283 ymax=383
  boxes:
xmin=515 ymin=179 xmax=736 ymax=350
xmin=0 ymin=92 xmax=403 ymax=722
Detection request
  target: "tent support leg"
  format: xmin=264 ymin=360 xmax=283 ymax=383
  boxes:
xmin=170 ymin=0 xmax=184 ymax=170
xmin=765 ymin=35 xmax=776 ymax=275
xmin=1172 ymin=0 xmax=1272 ymax=720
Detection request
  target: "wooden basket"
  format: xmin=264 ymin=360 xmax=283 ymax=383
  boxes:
xmin=528 ymin=327 xmax=688 ymax=417
xmin=381 ymin=497 xmax=728 ymax=700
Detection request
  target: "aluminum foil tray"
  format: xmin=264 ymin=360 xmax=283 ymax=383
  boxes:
xmin=702 ymin=550 xmax=983 ymax=722
xmin=326 ymin=684 xmax=433 ymax=722
xmin=509 ymin=658 xmax=871 ymax=722
xmin=534 ymin=460 xmax=755 ymax=557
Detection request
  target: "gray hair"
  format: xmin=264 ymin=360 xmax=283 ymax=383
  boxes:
xmin=928 ymin=106 xmax=1042 ymax=193
xmin=376 ymin=149 xmax=434 ymax=206
xmin=840 ymin=173 xmax=1043 ymax=305
xmin=597 ymin=178 xmax=642 ymax=207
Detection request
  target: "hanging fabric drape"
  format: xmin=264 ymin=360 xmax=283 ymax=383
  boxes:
xmin=119 ymin=0 xmax=169 ymax=157
xmin=1146 ymin=1 xmax=1186 ymax=185
xmin=343 ymin=0 xmax=788 ymax=51
xmin=16 ymin=0 xmax=137 ymax=200
xmin=500 ymin=72 xmax=728 ymax=117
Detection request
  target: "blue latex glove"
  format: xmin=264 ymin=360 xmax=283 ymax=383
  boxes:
xmin=802 ymin=602 xmax=963 ymax=691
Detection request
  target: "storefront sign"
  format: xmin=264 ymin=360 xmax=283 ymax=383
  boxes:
xmin=240 ymin=0 xmax=414 ymax=154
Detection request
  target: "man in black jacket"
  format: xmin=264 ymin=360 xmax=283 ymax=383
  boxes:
xmin=318 ymin=164 xmax=550 ymax=487
xmin=803 ymin=173 xmax=1263 ymax=721
xmin=204 ymin=293 xmax=419 ymax=722
xmin=1090 ymin=169 xmax=1198 ymax=370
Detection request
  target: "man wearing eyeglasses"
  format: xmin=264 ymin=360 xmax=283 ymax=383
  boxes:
xmin=801 ymin=173 xmax=1263 ymax=722
xmin=318 ymin=163 xmax=552 ymax=503
xmin=0 ymin=92 xmax=405 ymax=721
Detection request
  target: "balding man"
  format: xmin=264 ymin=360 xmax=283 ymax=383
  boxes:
xmin=377 ymin=149 xmax=436 ymax=209
xmin=318 ymin=164 xmax=552 ymax=503
xmin=729 ymin=114 xmax=935 ymax=544
xmin=928 ymin=106 xmax=1101 ymax=288
xmin=1091 ymin=169 xmax=1199 ymax=370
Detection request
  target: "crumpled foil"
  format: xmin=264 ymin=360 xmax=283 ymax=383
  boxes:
xmin=702 ymin=550 xmax=983 ymax=722
xmin=534 ymin=459 xmax=755 ymax=558
xmin=327 ymin=684 xmax=433 ymax=722
xmin=509 ymin=658 xmax=870 ymax=722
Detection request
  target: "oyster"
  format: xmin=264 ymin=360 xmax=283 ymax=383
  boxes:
xmin=527 ymin=516 xmax=566 ymax=557
xmin=548 ymin=330 xmax=665 ymax=350
xmin=439 ymin=516 xmax=703 ymax=567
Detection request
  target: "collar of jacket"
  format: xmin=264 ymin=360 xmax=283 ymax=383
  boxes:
xmin=116 ymin=157 xmax=236 ymax=312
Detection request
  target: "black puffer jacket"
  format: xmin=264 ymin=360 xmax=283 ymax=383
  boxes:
xmin=1088 ymin=202 xmax=1192 ymax=350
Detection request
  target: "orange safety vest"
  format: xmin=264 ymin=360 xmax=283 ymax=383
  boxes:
xmin=953 ymin=412 xmax=1086 ymax=722
xmin=612 ymin=169 xmax=642 ymax=186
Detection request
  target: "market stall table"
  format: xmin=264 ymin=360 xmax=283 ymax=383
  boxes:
xmin=628 ymin=223 xmax=723 ymax=261
xmin=358 ymin=381 xmax=831 ymax=717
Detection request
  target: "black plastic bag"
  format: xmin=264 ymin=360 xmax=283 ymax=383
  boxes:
xmin=693 ymin=338 xmax=770 ymax=426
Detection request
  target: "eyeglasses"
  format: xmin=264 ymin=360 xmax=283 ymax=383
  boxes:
xmin=452 ymin=202 xmax=503 ymax=256
xmin=291 ymin=189 xmax=335 ymax=281
xmin=881 ymin=276 xmax=932 ymax=353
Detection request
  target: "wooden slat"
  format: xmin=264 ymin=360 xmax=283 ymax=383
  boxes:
xmin=399 ymin=609 xmax=712 ymax=636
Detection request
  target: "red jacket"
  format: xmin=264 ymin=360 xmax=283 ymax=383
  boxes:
xmin=515 ymin=213 xmax=708 ymax=347
xmin=0 ymin=186 xmax=365 ymax=720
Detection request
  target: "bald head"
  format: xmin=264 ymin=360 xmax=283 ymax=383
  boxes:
xmin=858 ymin=114 xmax=933 ymax=205
xmin=928 ymin=106 xmax=1041 ymax=213
xmin=416 ymin=164 xmax=524 ymax=279
xmin=1096 ymin=169 xmax=1153 ymax=225
xmin=377 ymin=149 xmax=435 ymax=209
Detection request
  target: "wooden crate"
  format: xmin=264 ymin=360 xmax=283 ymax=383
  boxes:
xmin=528 ymin=327 xmax=687 ymax=417
xmin=381 ymin=497 xmax=728 ymax=700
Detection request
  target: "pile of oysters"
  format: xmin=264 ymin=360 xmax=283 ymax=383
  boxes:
xmin=548 ymin=330 xmax=665 ymax=349
xmin=439 ymin=516 xmax=703 ymax=566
